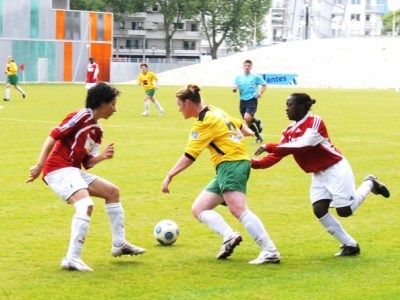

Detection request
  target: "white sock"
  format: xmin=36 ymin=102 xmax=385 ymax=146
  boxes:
xmin=350 ymin=180 xmax=372 ymax=213
xmin=198 ymin=210 xmax=233 ymax=237
xmin=319 ymin=212 xmax=357 ymax=246
xmin=105 ymin=202 xmax=125 ymax=246
xmin=154 ymin=100 xmax=163 ymax=111
xmin=66 ymin=200 xmax=91 ymax=259
xmin=240 ymin=210 xmax=276 ymax=252
xmin=5 ymin=88 xmax=10 ymax=99
xmin=144 ymin=100 xmax=150 ymax=112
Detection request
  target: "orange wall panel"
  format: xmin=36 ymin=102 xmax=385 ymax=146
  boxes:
xmin=64 ymin=42 xmax=73 ymax=82
xmin=104 ymin=13 xmax=112 ymax=42
xmin=56 ymin=11 xmax=65 ymax=40
xmin=90 ymin=43 xmax=112 ymax=82
xmin=90 ymin=13 xmax=97 ymax=41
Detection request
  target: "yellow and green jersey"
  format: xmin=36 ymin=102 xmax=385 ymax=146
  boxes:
xmin=137 ymin=71 xmax=157 ymax=91
xmin=6 ymin=61 xmax=18 ymax=76
xmin=184 ymin=105 xmax=250 ymax=167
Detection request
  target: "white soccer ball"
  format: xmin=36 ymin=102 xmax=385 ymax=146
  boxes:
xmin=154 ymin=220 xmax=179 ymax=245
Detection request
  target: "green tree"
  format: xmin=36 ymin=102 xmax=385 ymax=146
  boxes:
xmin=382 ymin=10 xmax=400 ymax=35
xmin=198 ymin=0 xmax=271 ymax=59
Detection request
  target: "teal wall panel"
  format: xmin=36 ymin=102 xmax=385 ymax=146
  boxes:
xmin=13 ymin=41 xmax=57 ymax=82
xmin=30 ymin=0 xmax=40 ymax=38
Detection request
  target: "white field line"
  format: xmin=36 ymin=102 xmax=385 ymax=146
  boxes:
xmin=1 ymin=117 xmax=399 ymax=146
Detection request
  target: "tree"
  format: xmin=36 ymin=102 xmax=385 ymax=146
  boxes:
xmin=198 ymin=0 xmax=271 ymax=59
xmin=382 ymin=10 xmax=400 ymax=35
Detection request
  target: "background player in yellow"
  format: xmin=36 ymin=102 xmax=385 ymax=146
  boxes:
xmin=137 ymin=63 xmax=164 ymax=116
xmin=4 ymin=55 xmax=26 ymax=101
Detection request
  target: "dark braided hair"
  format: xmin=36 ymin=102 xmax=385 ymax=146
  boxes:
xmin=290 ymin=93 xmax=316 ymax=112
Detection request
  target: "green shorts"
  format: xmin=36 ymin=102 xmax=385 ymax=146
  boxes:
xmin=7 ymin=74 xmax=19 ymax=85
xmin=205 ymin=160 xmax=250 ymax=196
xmin=145 ymin=88 xmax=156 ymax=97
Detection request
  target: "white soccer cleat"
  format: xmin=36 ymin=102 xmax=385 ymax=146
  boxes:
xmin=141 ymin=111 xmax=149 ymax=116
xmin=61 ymin=257 xmax=93 ymax=272
xmin=111 ymin=241 xmax=146 ymax=257
xmin=217 ymin=231 xmax=242 ymax=259
xmin=249 ymin=250 xmax=281 ymax=265
xmin=159 ymin=109 xmax=164 ymax=116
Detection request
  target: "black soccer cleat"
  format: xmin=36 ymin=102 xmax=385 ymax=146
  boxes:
xmin=335 ymin=243 xmax=360 ymax=257
xmin=365 ymin=175 xmax=390 ymax=198
xmin=254 ymin=118 xmax=263 ymax=133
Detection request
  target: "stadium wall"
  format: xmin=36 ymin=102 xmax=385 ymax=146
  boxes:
xmin=0 ymin=0 xmax=112 ymax=83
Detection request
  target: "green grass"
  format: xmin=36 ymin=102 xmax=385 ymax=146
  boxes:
xmin=0 ymin=84 xmax=399 ymax=299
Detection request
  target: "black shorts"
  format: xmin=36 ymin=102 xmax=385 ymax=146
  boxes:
xmin=239 ymin=98 xmax=258 ymax=118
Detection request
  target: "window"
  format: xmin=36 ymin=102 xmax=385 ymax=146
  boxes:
xmin=351 ymin=0 xmax=360 ymax=4
xmin=174 ymin=23 xmax=184 ymax=30
xmin=334 ymin=0 xmax=343 ymax=4
xmin=184 ymin=41 xmax=196 ymax=50
xmin=366 ymin=14 xmax=370 ymax=21
xmin=351 ymin=14 xmax=360 ymax=21
xmin=132 ymin=22 xmax=144 ymax=30
xmin=191 ymin=23 xmax=198 ymax=32
xmin=152 ymin=5 xmax=159 ymax=12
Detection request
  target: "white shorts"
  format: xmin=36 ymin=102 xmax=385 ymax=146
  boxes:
xmin=44 ymin=167 xmax=98 ymax=202
xmin=85 ymin=82 xmax=97 ymax=89
xmin=310 ymin=158 xmax=356 ymax=208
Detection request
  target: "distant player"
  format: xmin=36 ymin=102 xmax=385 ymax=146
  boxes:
xmin=137 ymin=63 xmax=164 ymax=116
xmin=26 ymin=83 xmax=145 ymax=272
xmin=4 ymin=55 xmax=26 ymax=101
xmin=85 ymin=57 xmax=99 ymax=89
xmin=232 ymin=59 xmax=266 ymax=143
xmin=252 ymin=92 xmax=390 ymax=257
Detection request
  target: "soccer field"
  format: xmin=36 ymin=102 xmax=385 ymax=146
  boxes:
xmin=0 ymin=84 xmax=399 ymax=299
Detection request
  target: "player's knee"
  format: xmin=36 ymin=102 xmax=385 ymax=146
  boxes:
xmin=336 ymin=206 xmax=353 ymax=217
xmin=107 ymin=185 xmax=120 ymax=200
xmin=74 ymin=197 xmax=94 ymax=218
xmin=312 ymin=200 xmax=330 ymax=219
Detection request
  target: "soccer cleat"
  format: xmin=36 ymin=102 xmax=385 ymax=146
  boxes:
xmin=111 ymin=241 xmax=146 ymax=257
xmin=3 ymin=98 xmax=9 ymax=101
xmin=159 ymin=109 xmax=164 ymax=116
xmin=255 ymin=137 xmax=263 ymax=144
xmin=254 ymin=119 xmax=263 ymax=133
xmin=364 ymin=175 xmax=390 ymax=198
xmin=217 ymin=231 xmax=242 ymax=259
xmin=22 ymin=94 xmax=26 ymax=99
xmin=249 ymin=250 xmax=281 ymax=264
xmin=335 ymin=243 xmax=360 ymax=257
xmin=61 ymin=257 xmax=93 ymax=272
xmin=141 ymin=111 xmax=149 ymax=116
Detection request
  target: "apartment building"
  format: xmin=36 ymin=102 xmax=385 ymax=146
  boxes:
xmin=113 ymin=4 xmax=202 ymax=62
xmin=265 ymin=0 xmax=389 ymax=43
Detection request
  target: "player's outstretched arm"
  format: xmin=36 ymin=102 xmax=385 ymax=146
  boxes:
xmin=26 ymin=136 xmax=56 ymax=183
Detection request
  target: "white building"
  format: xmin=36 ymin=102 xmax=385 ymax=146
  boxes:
xmin=265 ymin=0 xmax=389 ymax=43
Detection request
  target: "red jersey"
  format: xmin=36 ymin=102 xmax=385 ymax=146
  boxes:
xmin=252 ymin=113 xmax=343 ymax=173
xmin=43 ymin=108 xmax=103 ymax=177
xmin=86 ymin=62 xmax=99 ymax=83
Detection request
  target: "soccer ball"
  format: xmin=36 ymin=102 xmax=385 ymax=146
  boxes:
xmin=154 ymin=220 xmax=179 ymax=245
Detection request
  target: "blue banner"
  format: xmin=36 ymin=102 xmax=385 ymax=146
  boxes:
xmin=260 ymin=74 xmax=298 ymax=85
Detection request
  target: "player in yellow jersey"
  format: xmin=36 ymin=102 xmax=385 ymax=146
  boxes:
xmin=161 ymin=84 xmax=281 ymax=265
xmin=4 ymin=55 xmax=26 ymax=101
xmin=137 ymin=63 xmax=164 ymax=116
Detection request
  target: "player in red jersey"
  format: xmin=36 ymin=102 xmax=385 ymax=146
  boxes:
xmin=85 ymin=57 xmax=99 ymax=89
xmin=26 ymin=83 xmax=145 ymax=271
xmin=252 ymin=92 xmax=390 ymax=257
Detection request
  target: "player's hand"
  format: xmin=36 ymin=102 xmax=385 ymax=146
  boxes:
xmin=26 ymin=164 xmax=43 ymax=183
xmin=254 ymin=145 xmax=267 ymax=156
xmin=102 ymin=143 xmax=115 ymax=159
xmin=161 ymin=175 xmax=172 ymax=193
